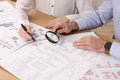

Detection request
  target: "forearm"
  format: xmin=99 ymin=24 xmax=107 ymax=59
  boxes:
xmin=65 ymin=14 xmax=81 ymax=22
xmin=74 ymin=11 xmax=105 ymax=30
xmin=15 ymin=0 xmax=33 ymax=29
xmin=66 ymin=0 xmax=94 ymax=21
xmin=74 ymin=0 xmax=113 ymax=30
xmin=65 ymin=11 xmax=93 ymax=21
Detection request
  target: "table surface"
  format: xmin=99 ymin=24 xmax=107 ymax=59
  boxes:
xmin=0 ymin=1 xmax=54 ymax=80
xmin=0 ymin=1 xmax=119 ymax=80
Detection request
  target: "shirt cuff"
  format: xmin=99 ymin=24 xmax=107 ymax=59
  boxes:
xmin=65 ymin=15 xmax=79 ymax=22
xmin=15 ymin=19 xmax=30 ymax=30
xmin=110 ymin=42 xmax=120 ymax=59
xmin=75 ymin=18 xmax=89 ymax=30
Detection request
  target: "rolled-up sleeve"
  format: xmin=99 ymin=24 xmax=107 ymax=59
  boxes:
xmin=15 ymin=0 xmax=33 ymax=29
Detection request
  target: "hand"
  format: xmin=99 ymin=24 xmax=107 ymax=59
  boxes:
xmin=45 ymin=17 xmax=70 ymax=28
xmin=73 ymin=36 xmax=106 ymax=52
xmin=53 ymin=21 xmax=79 ymax=34
xmin=18 ymin=25 xmax=32 ymax=40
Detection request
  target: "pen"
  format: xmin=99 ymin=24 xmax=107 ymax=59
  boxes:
xmin=21 ymin=24 xmax=35 ymax=41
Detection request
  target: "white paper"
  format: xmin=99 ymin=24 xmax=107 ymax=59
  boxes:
xmin=0 ymin=22 xmax=49 ymax=63
xmin=1 ymin=42 xmax=93 ymax=80
xmin=58 ymin=32 xmax=103 ymax=62
xmin=1 ymin=24 xmax=105 ymax=80
xmin=0 ymin=1 xmax=15 ymax=22
xmin=80 ymin=56 xmax=120 ymax=80
xmin=0 ymin=1 xmax=106 ymax=80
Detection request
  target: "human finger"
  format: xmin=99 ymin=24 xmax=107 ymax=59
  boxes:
xmin=18 ymin=27 xmax=32 ymax=40
xmin=26 ymin=25 xmax=31 ymax=33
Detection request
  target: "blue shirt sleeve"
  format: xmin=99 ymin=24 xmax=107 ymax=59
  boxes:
xmin=110 ymin=42 xmax=120 ymax=59
xmin=75 ymin=0 xmax=113 ymax=30
xmin=74 ymin=0 xmax=120 ymax=59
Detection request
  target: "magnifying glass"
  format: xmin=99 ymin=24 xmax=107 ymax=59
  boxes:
xmin=45 ymin=29 xmax=60 ymax=43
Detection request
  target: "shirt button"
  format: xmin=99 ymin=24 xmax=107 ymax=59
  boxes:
xmin=51 ymin=5 xmax=54 ymax=7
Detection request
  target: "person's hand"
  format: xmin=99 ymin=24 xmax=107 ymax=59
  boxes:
xmin=45 ymin=17 xmax=70 ymax=28
xmin=53 ymin=21 xmax=79 ymax=34
xmin=73 ymin=36 xmax=106 ymax=52
xmin=18 ymin=25 xmax=32 ymax=40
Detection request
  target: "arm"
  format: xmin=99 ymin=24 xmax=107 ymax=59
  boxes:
xmin=66 ymin=0 xmax=94 ymax=21
xmin=75 ymin=0 xmax=113 ymax=30
xmin=110 ymin=42 xmax=120 ymax=59
xmin=45 ymin=0 xmax=94 ymax=28
xmin=15 ymin=0 xmax=34 ymax=29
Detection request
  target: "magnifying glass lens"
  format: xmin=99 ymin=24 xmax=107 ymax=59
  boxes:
xmin=45 ymin=31 xmax=60 ymax=43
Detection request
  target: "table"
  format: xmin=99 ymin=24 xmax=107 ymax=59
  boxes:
xmin=0 ymin=1 xmax=55 ymax=80
xmin=0 ymin=1 xmax=119 ymax=80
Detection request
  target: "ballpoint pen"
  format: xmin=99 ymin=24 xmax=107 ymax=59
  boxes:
xmin=21 ymin=24 xmax=35 ymax=41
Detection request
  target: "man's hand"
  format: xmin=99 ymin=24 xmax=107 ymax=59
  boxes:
xmin=45 ymin=17 xmax=69 ymax=28
xmin=53 ymin=21 xmax=79 ymax=34
xmin=18 ymin=25 xmax=32 ymax=40
xmin=73 ymin=36 xmax=106 ymax=52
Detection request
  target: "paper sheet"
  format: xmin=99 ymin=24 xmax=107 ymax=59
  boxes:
xmin=0 ymin=22 xmax=51 ymax=62
xmin=1 ymin=42 xmax=93 ymax=80
xmin=0 ymin=1 xmax=116 ymax=80
xmin=1 ymin=22 xmax=104 ymax=80
xmin=0 ymin=1 xmax=15 ymax=22
xmin=80 ymin=56 xmax=120 ymax=80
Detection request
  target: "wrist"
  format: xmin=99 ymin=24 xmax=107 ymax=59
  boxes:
xmin=70 ymin=21 xmax=79 ymax=31
xmin=104 ymin=41 xmax=112 ymax=52
xmin=64 ymin=17 xmax=70 ymax=23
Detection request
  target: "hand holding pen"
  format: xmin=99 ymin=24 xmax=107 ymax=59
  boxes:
xmin=20 ymin=24 xmax=35 ymax=41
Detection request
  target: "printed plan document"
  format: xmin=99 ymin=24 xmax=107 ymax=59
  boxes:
xmin=0 ymin=1 xmax=16 ymax=63
xmin=0 ymin=1 xmax=114 ymax=80
xmin=80 ymin=56 xmax=120 ymax=80
xmin=1 ymin=22 xmax=105 ymax=80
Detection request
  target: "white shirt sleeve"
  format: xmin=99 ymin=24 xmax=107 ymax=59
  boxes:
xmin=15 ymin=0 xmax=34 ymax=29
xmin=65 ymin=0 xmax=94 ymax=21
xmin=15 ymin=0 xmax=96 ymax=29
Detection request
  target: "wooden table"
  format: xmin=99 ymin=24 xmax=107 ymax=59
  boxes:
xmin=0 ymin=1 xmax=55 ymax=80
xmin=0 ymin=1 xmax=114 ymax=80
